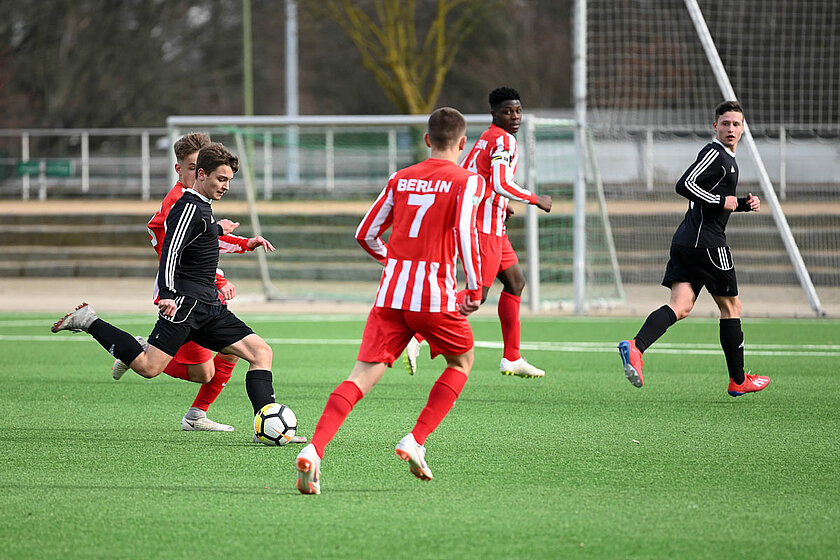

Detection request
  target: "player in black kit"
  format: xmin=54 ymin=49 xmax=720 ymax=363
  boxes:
xmin=52 ymin=143 xmax=280 ymax=417
xmin=618 ymin=101 xmax=771 ymax=398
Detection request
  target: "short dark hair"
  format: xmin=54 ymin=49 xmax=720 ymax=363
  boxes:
xmin=489 ymin=87 xmax=521 ymax=109
xmin=427 ymin=107 xmax=466 ymax=149
xmin=196 ymin=142 xmax=239 ymax=176
xmin=715 ymin=100 xmax=744 ymax=120
xmin=173 ymin=132 xmax=211 ymax=162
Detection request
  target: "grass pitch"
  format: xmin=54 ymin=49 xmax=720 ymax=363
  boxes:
xmin=1 ymin=312 xmax=838 ymax=559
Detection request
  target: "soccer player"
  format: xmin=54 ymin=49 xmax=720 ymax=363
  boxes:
xmin=110 ymin=132 xmax=275 ymax=432
xmin=405 ymin=87 xmax=552 ymax=379
xmin=294 ymin=107 xmax=484 ymax=495
xmin=52 ymin=143 xmax=283 ymax=422
xmin=618 ymin=100 xmax=771 ymax=397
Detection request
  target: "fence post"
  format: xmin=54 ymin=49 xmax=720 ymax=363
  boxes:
xmin=21 ymin=132 xmax=30 ymax=200
xmin=81 ymin=132 xmax=90 ymax=193
xmin=325 ymin=128 xmax=335 ymax=192
xmin=141 ymin=130 xmax=151 ymax=200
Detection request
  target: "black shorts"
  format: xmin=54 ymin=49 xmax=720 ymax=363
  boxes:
xmin=147 ymin=297 xmax=254 ymax=357
xmin=662 ymin=244 xmax=739 ymax=297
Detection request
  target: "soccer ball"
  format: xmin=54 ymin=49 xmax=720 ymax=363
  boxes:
xmin=253 ymin=403 xmax=297 ymax=446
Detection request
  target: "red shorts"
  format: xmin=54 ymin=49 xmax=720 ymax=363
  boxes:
xmin=172 ymin=340 xmax=213 ymax=365
xmin=479 ymin=233 xmax=519 ymax=288
xmin=357 ymin=306 xmax=474 ymax=366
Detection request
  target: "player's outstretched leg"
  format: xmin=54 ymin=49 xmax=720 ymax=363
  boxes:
xmin=295 ymin=443 xmax=321 ymax=495
xmin=112 ymin=336 xmax=148 ymax=380
xmin=403 ymin=336 xmax=422 ymax=376
xmin=51 ymin=302 xmax=98 ymax=333
xmin=395 ymin=433 xmax=433 ymax=481
xmin=727 ymin=371 xmax=770 ymax=397
xmin=618 ymin=339 xmax=644 ymax=388
xmin=499 ymin=357 xmax=545 ymax=378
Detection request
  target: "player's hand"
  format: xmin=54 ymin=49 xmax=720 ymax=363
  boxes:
xmin=459 ymin=298 xmax=481 ymax=316
xmin=219 ymin=281 xmax=236 ymax=301
xmin=746 ymin=192 xmax=761 ymax=212
xmin=158 ymin=298 xmax=177 ymax=318
xmin=536 ymin=194 xmax=553 ymax=213
xmin=218 ymin=219 xmax=240 ymax=234
xmin=723 ymin=195 xmax=738 ymax=211
xmin=505 ymin=206 xmax=515 ymax=221
xmin=247 ymin=235 xmax=276 ymax=252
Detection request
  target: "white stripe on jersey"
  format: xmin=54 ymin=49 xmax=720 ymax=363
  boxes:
xmin=444 ymin=263 xmax=457 ymax=312
xmin=391 ymin=259 xmax=412 ymax=308
xmin=684 ymin=149 xmax=720 ymax=203
xmin=164 ymin=202 xmax=196 ymax=293
xmin=427 ymin=262 xmax=441 ymax=312
xmin=409 ymin=261 xmax=426 ymax=311
xmin=375 ymin=258 xmax=397 ymax=307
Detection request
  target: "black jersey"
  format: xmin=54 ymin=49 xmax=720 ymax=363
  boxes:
xmin=157 ymin=190 xmax=224 ymax=305
xmin=671 ymin=139 xmax=749 ymax=248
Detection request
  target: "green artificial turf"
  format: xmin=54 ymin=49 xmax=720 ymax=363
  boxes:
xmin=1 ymin=313 xmax=838 ymax=559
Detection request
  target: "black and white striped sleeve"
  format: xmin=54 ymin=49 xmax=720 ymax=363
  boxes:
xmin=157 ymin=200 xmax=200 ymax=300
xmin=675 ymin=146 xmax=725 ymax=207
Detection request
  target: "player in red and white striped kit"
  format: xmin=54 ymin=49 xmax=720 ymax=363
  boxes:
xmin=405 ymin=87 xmax=552 ymax=379
xmin=295 ymin=107 xmax=483 ymax=494
xmin=112 ymin=132 xmax=275 ymax=433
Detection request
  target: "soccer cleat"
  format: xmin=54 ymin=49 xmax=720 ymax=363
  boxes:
xmin=403 ymin=336 xmax=422 ymax=376
xmin=618 ymin=339 xmax=644 ymax=388
xmin=111 ymin=336 xmax=148 ymax=380
xmin=51 ymin=302 xmax=98 ymax=333
xmin=499 ymin=357 xmax=545 ymax=378
xmin=395 ymin=433 xmax=433 ymax=481
xmin=728 ymin=372 xmax=771 ymax=397
xmin=181 ymin=415 xmax=235 ymax=432
xmin=295 ymin=444 xmax=321 ymax=495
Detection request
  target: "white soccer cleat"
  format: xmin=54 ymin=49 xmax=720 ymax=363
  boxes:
xmin=295 ymin=443 xmax=321 ymax=495
xmin=255 ymin=432 xmax=307 ymax=444
xmin=403 ymin=336 xmax=422 ymax=376
xmin=500 ymin=357 xmax=545 ymax=378
xmin=395 ymin=433 xmax=433 ymax=481
xmin=112 ymin=336 xmax=148 ymax=380
xmin=181 ymin=415 xmax=235 ymax=432
xmin=51 ymin=302 xmax=98 ymax=333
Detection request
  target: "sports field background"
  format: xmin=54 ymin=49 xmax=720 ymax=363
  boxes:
xmin=1 ymin=304 xmax=838 ymax=559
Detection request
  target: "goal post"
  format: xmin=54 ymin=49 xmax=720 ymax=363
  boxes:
xmin=166 ymin=114 xmax=621 ymax=308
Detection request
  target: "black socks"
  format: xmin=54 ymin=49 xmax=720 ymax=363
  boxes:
xmin=719 ymin=318 xmax=745 ymax=384
xmin=634 ymin=305 xmax=677 ymax=353
xmin=245 ymin=369 xmax=275 ymax=414
xmin=87 ymin=319 xmax=145 ymax=365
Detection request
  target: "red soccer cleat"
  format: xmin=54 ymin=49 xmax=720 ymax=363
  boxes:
xmin=618 ymin=339 xmax=644 ymax=388
xmin=728 ymin=372 xmax=770 ymax=397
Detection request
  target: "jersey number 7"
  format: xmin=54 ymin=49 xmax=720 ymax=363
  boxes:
xmin=407 ymin=193 xmax=435 ymax=238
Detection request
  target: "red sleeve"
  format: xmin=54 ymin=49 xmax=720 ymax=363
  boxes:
xmin=489 ymin=134 xmax=538 ymax=205
xmin=456 ymin=174 xmax=484 ymax=300
xmin=148 ymin=184 xmax=185 ymax=259
xmin=219 ymin=234 xmax=250 ymax=254
xmin=355 ymin=179 xmax=395 ymax=263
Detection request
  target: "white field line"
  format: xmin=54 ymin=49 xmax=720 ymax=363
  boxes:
xmin=7 ymin=335 xmax=840 ymax=357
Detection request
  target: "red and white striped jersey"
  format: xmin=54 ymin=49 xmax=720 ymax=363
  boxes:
xmin=147 ymin=181 xmax=251 ymax=302
xmin=356 ymin=158 xmax=484 ymax=312
xmin=460 ymin=123 xmax=538 ymax=236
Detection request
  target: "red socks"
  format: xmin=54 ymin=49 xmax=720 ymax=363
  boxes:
xmin=192 ymin=354 xmax=236 ymax=411
xmin=411 ymin=367 xmax=468 ymax=445
xmin=498 ymin=291 xmax=521 ymax=361
xmin=163 ymin=359 xmax=191 ymax=381
xmin=311 ymin=380 xmax=364 ymax=458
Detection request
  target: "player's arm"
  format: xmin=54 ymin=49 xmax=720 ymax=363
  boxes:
xmin=456 ymin=175 xmax=484 ymax=314
xmin=675 ymin=146 xmax=734 ymax=209
xmin=156 ymin=201 xmax=209 ymax=307
xmin=355 ymin=177 xmax=395 ymax=263
xmin=489 ymin=137 xmax=552 ymax=213
xmin=147 ymin=187 xmax=183 ymax=257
